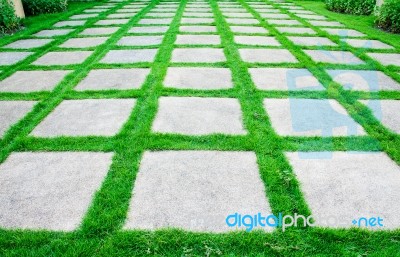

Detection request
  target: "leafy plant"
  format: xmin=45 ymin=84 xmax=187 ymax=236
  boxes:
xmin=326 ymin=0 xmax=375 ymax=15
xmin=0 ymin=0 xmax=21 ymax=34
xmin=375 ymin=0 xmax=400 ymax=33
xmin=22 ymin=0 xmax=67 ymax=16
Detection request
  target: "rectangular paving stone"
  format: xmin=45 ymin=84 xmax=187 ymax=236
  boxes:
xmin=0 ymin=152 xmax=113 ymax=230
xmin=54 ymin=20 xmax=86 ymax=27
xmin=322 ymin=28 xmax=365 ymax=37
xmin=309 ymin=20 xmax=344 ymax=27
xmin=367 ymin=53 xmax=400 ymax=66
xmin=0 ymin=70 xmax=70 ymax=93
xmin=179 ymin=25 xmax=217 ymax=33
xmin=80 ymin=27 xmax=119 ymax=36
xmin=249 ymin=68 xmax=324 ymax=91
xmin=95 ymin=19 xmax=129 ymax=25
xmin=288 ymin=36 xmax=337 ymax=47
xmin=181 ymin=18 xmax=214 ymax=24
xmin=129 ymin=26 xmax=169 ymax=33
xmin=60 ymin=37 xmax=108 ymax=48
xmin=286 ymin=151 xmax=400 ymax=229
xmin=183 ymin=12 xmax=214 ymax=18
xmin=3 ymin=39 xmax=53 ymax=49
xmin=32 ymin=51 xmax=93 ymax=66
xmin=139 ymin=18 xmax=173 ymax=25
xmin=360 ymin=100 xmax=400 ymax=134
xmin=225 ymin=18 xmax=259 ymax=25
xmin=70 ymin=14 xmax=98 ymax=19
xmin=75 ymin=68 xmax=150 ymax=91
xmin=234 ymin=36 xmax=280 ymax=46
xmin=0 ymin=101 xmax=36 ymax=137
xmin=343 ymin=39 xmax=394 ymax=49
xmin=327 ymin=70 xmax=400 ymax=92
xmin=267 ymin=19 xmax=302 ymax=25
xmin=261 ymin=13 xmax=290 ymax=19
xmin=305 ymin=50 xmax=365 ymax=65
xmin=124 ymin=151 xmax=272 ymax=232
xmin=263 ymin=98 xmax=365 ymax=136
xmin=117 ymin=35 xmax=164 ymax=46
xmin=100 ymin=49 xmax=158 ymax=64
xmin=239 ymin=49 xmax=298 ymax=64
xmin=34 ymin=29 xmax=74 ymax=37
xmin=290 ymin=10 xmax=315 ymax=14
xmin=276 ymin=26 xmax=316 ymax=34
xmin=0 ymin=52 xmax=33 ymax=65
xmin=171 ymin=48 xmax=226 ymax=63
xmin=295 ymin=14 xmax=327 ymax=20
xmin=152 ymin=97 xmax=246 ymax=135
xmin=224 ymin=12 xmax=254 ymax=18
xmin=175 ymin=35 xmax=221 ymax=45
xmin=108 ymin=13 xmax=135 ymax=18
xmin=31 ymin=99 xmax=136 ymax=137
xmin=145 ymin=13 xmax=175 ymax=18
xmin=164 ymin=67 xmax=232 ymax=90
xmin=230 ymin=26 xmax=268 ymax=34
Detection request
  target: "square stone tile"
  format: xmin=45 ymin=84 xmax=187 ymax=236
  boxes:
xmin=305 ymin=50 xmax=364 ymax=65
xmin=286 ymin=151 xmax=400 ymax=229
xmin=171 ymin=48 xmax=226 ymax=63
xmin=108 ymin=13 xmax=135 ymax=19
xmin=164 ymin=67 xmax=232 ymax=90
xmin=309 ymin=20 xmax=344 ymax=27
xmin=327 ymin=70 xmax=400 ymax=91
xmin=80 ymin=27 xmax=119 ymax=36
xmin=290 ymin=10 xmax=315 ymax=14
xmin=360 ymin=100 xmax=400 ymax=134
xmin=175 ymin=35 xmax=220 ymax=45
xmin=31 ymin=99 xmax=136 ymax=137
xmin=0 ymin=52 xmax=33 ymax=65
xmin=138 ymin=18 xmax=173 ymax=25
xmin=0 ymin=152 xmax=113 ymax=230
xmin=124 ymin=151 xmax=271 ymax=232
xmin=234 ymin=36 xmax=280 ymax=46
xmin=322 ymin=28 xmax=365 ymax=37
xmin=100 ymin=49 xmax=157 ymax=64
xmin=295 ymin=14 xmax=327 ymax=20
xmin=225 ymin=18 xmax=259 ymax=25
xmin=183 ymin=12 xmax=214 ymax=18
xmin=32 ymin=51 xmax=93 ymax=66
xmin=60 ymin=37 xmax=108 ymax=48
xmin=95 ymin=19 xmax=129 ymax=25
xmin=181 ymin=18 xmax=214 ymax=24
xmin=75 ymin=68 xmax=150 ymax=91
xmin=70 ymin=14 xmax=98 ymax=19
xmin=239 ymin=49 xmax=298 ymax=63
xmin=117 ymin=36 xmax=164 ymax=46
xmin=0 ymin=70 xmax=70 ymax=93
xmin=84 ymin=9 xmax=106 ymax=13
xmin=261 ymin=13 xmax=290 ymax=19
xmin=180 ymin=25 xmax=217 ymax=33
xmin=0 ymin=101 xmax=36 ymax=137
xmin=230 ymin=26 xmax=268 ymax=34
xmin=343 ymin=39 xmax=394 ymax=49
xmin=267 ymin=19 xmax=302 ymax=25
xmin=146 ymin=13 xmax=175 ymax=18
xmin=3 ymin=39 xmax=53 ymax=49
xmin=367 ymin=53 xmax=400 ymax=66
xmin=288 ymin=36 xmax=337 ymax=47
xmin=249 ymin=68 xmax=324 ymax=91
xmin=152 ymin=97 xmax=246 ymax=135
xmin=263 ymin=98 xmax=365 ymax=136
xmin=276 ymin=26 xmax=316 ymax=34
xmin=54 ymin=21 xmax=86 ymax=27
xmin=224 ymin=12 xmax=254 ymax=18
xmin=34 ymin=29 xmax=74 ymax=37
xmin=129 ymin=26 xmax=169 ymax=33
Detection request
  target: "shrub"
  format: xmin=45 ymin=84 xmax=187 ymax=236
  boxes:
xmin=22 ymin=0 xmax=67 ymax=16
xmin=326 ymin=0 xmax=375 ymax=15
xmin=375 ymin=0 xmax=400 ymax=33
xmin=0 ymin=0 xmax=21 ymax=34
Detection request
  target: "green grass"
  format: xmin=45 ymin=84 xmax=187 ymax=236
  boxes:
xmin=0 ymin=0 xmax=400 ymax=256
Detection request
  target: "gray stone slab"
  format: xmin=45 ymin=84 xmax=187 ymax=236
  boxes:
xmin=249 ymin=68 xmax=324 ymax=91
xmin=309 ymin=20 xmax=344 ymax=27
xmin=322 ymin=28 xmax=365 ymax=37
xmin=60 ymin=37 xmax=108 ymax=48
xmin=0 ymin=70 xmax=70 ymax=93
xmin=327 ymin=70 xmax=400 ymax=92
xmin=367 ymin=53 xmax=400 ymax=66
xmin=225 ymin=18 xmax=259 ymax=25
xmin=234 ymin=36 xmax=280 ymax=46
xmin=343 ymin=39 xmax=394 ymax=49
xmin=108 ymin=13 xmax=135 ymax=19
xmin=95 ymin=19 xmax=129 ymax=25
xmin=0 ymin=152 xmax=113 ymax=230
xmin=286 ymin=151 xmax=400 ymax=229
xmin=116 ymin=9 xmax=139 ymax=13
xmin=255 ymin=9 xmax=281 ymax=13
xmin=75 ymin=68 xmax=150 ymax=91
xmin=117 ymin=35 xmax=164 ymax=46
xmin=230 ymin=26 xmax=268 ymax=34
xmin=220 ymin=8 xmax=247 ymax=13
xmin=124 ymin=150 xmax=272 ymax=232
xmin=224 ymin=12 xmax=253 ymax=18
xmin=31 ymin=99 xmax=136 ymax=137
xmin=54 ymin=20 xmax=86 ymax=27
xmin=276 ymin=26 xmax=316 ymax=34
xmin=0 ymin=52 xmax=33 ymax=65
xmin=152 ymin=97 xmax=246 ymax=135
xmin=361 ymin=100 xmax=400 ymax=134
xmin=175 ymin=35 xmax=221 ymax=45
xmin=164 ymin=67 xmax=233 ymax=90
xmin=267 ymin=19 xmax=302 ymax=25
xmin=179 ymin=25 xmax=216 ymax=33
xmin=181 ymin=18 xmax=214 ymax=24
xmin=100 ymin=49 xmax=157 ymax=64
xmin=295 ymin=14 xmax=327 ymax=20
xmin=171 ymin=48 xmax=226 ymax=63
xmin=138 ymin=18 xmax=173 ymax=25
xmin=145 ymin=13 xmax=175 ymax=18
xmin=3 ymin=39 xmax=52 ymax=49
xmin=32 ymin=51 xmax=93 ymax=66
xmin=263 ymin=98 xmax=366 ymax=136
xmin=261 ymin=13 xmax=290 ymax=19
xmin=288 ymin=36 xmax=337 ymax=47
xmin=305 ymin=50 xmax=365 ymax=65
xmin=129 ymin=26 xmax=169 ymax=33
xmin=0 ymin=101 xmax=36 ymax=137
xmin=239 ymin=49 xmax=298 ymax=63
xmin=183 ymin=12 xmax=214 ymax=18
xmin=70 ymin=14 xmax=97 ymax=19
xmin=34 ymin=29 xmax=74 ymax=37
xmin=80 ymin=27 xmax=119 ymax=36
xmin=290 ymin=10 xmax=315 ymax=14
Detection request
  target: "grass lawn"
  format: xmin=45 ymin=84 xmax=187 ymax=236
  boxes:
xmin=0 ymin=0 xmax=400 ymax=256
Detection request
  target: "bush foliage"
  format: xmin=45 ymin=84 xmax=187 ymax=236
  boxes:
xmin=0 ymin=0 xmax=21 ymax=34
xmin=22 ymin=0 xmax=67 ymax=16
xmin=326 ymin=0 xmax=375 ymax=15
xmin=375 ymin=0 xmax=400 ymax=33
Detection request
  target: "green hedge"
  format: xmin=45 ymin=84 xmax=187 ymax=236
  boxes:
xmin=22 ymin=0 xmax=67 ymax=16
xmin=326 ymin=0 xmax=375 ymax=15
xmin=0 ymin=0 xmax=21 ymax=34
xmin=375 ymin=0 xmax=400 ymax=33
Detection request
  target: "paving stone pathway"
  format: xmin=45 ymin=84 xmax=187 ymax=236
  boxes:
xmin=0 ymin=0 xmax=399 ymax=233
